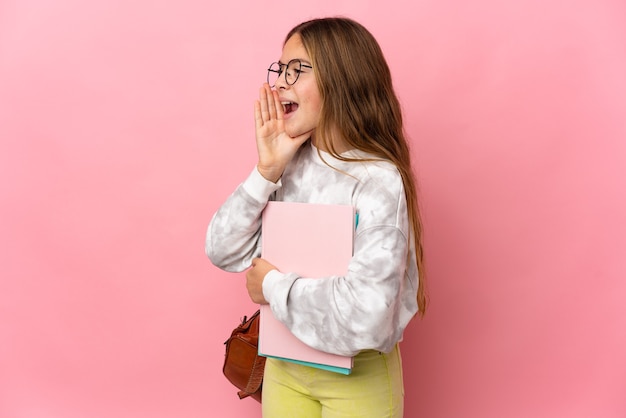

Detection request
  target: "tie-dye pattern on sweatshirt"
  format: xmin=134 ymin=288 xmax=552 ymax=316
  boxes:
xmin=206 ymin=141 xmax=419 ymax=356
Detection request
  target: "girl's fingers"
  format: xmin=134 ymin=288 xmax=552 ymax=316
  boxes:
xmin=254 ymin=100 xmax=262 ymax=130
xmin=259 ymin=86 xmax=270 ymax=122
xmin=255 ymin=84 xmax=284 ymax=134
xmin=272 ymin=89 xmax=284 ymax=120
xmin=265 ymin=84 xmax=277 ymax=120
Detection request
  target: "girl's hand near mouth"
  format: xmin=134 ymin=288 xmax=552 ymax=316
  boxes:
xmin=254 ymin=83 xmax=310 ymax=183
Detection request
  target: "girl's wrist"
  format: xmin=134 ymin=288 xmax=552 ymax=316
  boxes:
xmin=256 ymin=165 xmax=282 ymax=183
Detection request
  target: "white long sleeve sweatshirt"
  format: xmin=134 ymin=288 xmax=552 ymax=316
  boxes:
xmin=206 ymin=142 xmax=419 ymax=356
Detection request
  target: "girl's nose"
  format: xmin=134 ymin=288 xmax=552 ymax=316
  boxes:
xmin=273 ymin=71 xmax=289 ymax=90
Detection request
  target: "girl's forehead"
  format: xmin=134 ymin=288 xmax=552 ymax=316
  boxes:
xmin=278 ymin=58 xmax=312 ymax=66
xmin=280 ymin=34 xmax=310 ymax=61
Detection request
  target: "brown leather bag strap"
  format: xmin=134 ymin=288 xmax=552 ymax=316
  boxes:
xmin=237 ymin=355 xmax=266 ymax=399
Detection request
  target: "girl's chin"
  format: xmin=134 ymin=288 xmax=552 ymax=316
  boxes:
xmin=285 ymin=125 xmax=314 ymax=140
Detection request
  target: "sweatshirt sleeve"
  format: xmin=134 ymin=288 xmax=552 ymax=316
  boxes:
xmin=261 ymin=177 xmax=418 ymax=357
xmin=205 ymin=167 xmax=281 ymax=272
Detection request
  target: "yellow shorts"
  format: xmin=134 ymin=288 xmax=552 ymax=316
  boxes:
xmin=262 ymin=344 xmax=404 ymax=418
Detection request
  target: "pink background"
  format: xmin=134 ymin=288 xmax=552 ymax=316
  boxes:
xmin=1 ymin=0 xmax=625 ymax=417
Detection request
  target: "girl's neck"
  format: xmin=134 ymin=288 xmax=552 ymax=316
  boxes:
xmin=311 ymin=132 xmax=351 ymax=154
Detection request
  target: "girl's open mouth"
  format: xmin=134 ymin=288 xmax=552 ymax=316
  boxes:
xmin=281 ymin=101 xmax=299 ymax=115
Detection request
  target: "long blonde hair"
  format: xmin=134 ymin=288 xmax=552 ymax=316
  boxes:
xmin=286 ymin=17 xmax=428 ymax=316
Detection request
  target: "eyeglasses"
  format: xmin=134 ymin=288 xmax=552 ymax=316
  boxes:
xmin=267 ymin=59 xmax=313 ymax=87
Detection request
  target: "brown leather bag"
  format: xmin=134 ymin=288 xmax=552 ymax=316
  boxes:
xmin=223 ymin=310 xmax=266 ymax=402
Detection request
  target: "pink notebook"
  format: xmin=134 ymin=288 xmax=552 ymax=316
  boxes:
xmin=258 ymin=201 xmax=355 ymax=374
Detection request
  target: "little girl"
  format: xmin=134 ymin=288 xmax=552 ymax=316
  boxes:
xmin=206 ymin=17 xmax=427 ymax=418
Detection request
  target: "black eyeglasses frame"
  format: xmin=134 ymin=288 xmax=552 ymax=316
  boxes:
xmin=267 ymin=59 xmax=313 ymax=87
